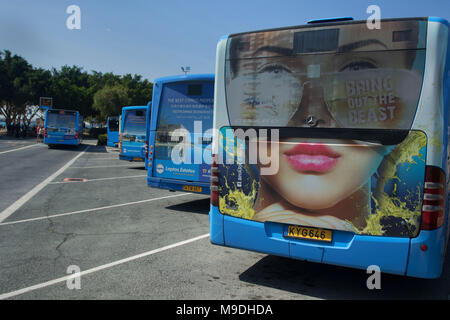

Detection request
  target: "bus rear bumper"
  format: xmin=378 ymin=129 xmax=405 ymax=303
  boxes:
xmin=44 ymin=138 xmax=80 ymax=146
xmin=406 ymin=228 xmax=446 ymax=279
xmin=147 ymin=176 xmax=210 ymax=195
xmin=209 ymin=205 xmax=445 ymax=278
xmin=107 ymin=141 xmax=118 ymax=147
xmin=119 ymin=154 xmax=145 ymax=162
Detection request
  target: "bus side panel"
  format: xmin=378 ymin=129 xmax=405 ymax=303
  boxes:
xmin=407 ymin=228 xmax=446 ymax=278
xmin=107 ymin=131 xmax=119 ymax=147
xmin=210 ymin=205 xmax=225 ymax=245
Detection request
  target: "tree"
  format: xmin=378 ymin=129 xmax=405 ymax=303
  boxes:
xmin=92 ymin=84 xmax=130 ymax=122
xmin=0 ymin=50 xmax=33 ymax=135
xmin=0 ymin=50 xmax=154 ymax=136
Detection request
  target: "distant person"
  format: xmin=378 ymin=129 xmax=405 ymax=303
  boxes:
xmin=15 ymin=123 xmax=20 ymax=138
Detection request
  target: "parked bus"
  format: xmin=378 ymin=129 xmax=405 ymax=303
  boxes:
xmin=210 ymin=17 xmax=450 ymax=278
xmin=119 ymin=105 xmax=148 ymax=162
xmin=43 ymin=109 xmax=83 ymax=148
xmin=147 ymin=74 xmax=214 ymax=194
xmin=107 ymin=116 xmax=120 ymax=147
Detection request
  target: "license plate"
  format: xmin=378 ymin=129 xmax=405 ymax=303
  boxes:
xmin=284 ymin=225 xmax=332 ymax=242
xmin=133 ymin=157 xmax=143 ymax=161
xmin=182 ymin=185 xmax=202 ymax=193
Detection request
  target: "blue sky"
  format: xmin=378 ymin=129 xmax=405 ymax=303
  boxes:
xmin=1 ymin=0 xmax=449 ymax=82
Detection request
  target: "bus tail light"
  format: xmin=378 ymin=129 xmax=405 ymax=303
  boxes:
xmin=148 ymin=145 xmax=153 ymax=166
xmin=211 ymin=153 xmax=219 ymax=206
xmin=75 ymin=130 xmax=79 ymax=139
xmin=420 ymin=166 xmax=446 ymax=230
xmin=118 ymin=133 xmax=122 ymax=149
xmin=145 ymin=141 xmax=148 ymax=158
xmin=43 ymin=128 xmax=47 ymax=138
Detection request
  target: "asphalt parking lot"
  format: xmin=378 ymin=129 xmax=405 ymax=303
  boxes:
xmin=1 ymin=138 xmax=450 ymax=301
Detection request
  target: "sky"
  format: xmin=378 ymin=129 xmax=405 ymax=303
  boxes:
xmin=1 ymin=0 xmax=450 ymax=82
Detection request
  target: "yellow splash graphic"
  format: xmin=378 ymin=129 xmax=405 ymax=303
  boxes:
xmin=219 ymin=176 xmax=258 ymax=220
xmin=347 ymin=131 xmax=427 ymax=236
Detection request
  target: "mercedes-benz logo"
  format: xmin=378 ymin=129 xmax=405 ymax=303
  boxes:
xmin=305 ymin=115 xmax=318 ymax=127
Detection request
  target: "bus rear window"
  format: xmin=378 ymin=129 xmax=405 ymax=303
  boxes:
xmin=47 ymin=112 xmax=77 ymax=129
xmin=108 ymin=119 xmax=119 ymax=131
xmin=225 ymin=19 xmax=426 ymax=130
xmin=123 ymin=110 xmax=146 ymax=138
xmin=188 ymin=84 xmax=202 ymax=96
xmin=155 ymin=82 xmax=214 ymax=159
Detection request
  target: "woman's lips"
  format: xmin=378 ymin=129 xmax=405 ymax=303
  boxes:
xmin=284 ymin=143 xmax=341 ymax=173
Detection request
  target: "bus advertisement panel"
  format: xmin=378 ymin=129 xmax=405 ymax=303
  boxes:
xmin=147 ymin=75 xmax=214 ymax=194
xmin=210 ymin=17 xmax=450 ymax=278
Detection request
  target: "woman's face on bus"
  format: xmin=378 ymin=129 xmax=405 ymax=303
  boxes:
xmin=228 ymin=21 xmax=419 ymax=210
xmin=259 ymin=138 xmax=390 ymax=209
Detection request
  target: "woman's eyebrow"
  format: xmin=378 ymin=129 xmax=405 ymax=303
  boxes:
xmin=252 ymin=46 xmax=293 ymax=56
xmin=337 ymin=39 xmax=388 ymax=52
xmin=251 ymin=40 xmax=386 ymax=56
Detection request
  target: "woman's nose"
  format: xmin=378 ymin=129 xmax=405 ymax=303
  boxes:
xmin=287 ymin=81 xmax=338 ymax=128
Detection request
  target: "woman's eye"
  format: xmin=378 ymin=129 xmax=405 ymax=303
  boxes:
xmin=340 ymin=61 xmax=377 ymax=72
xmin=259 ymin=64 xmax=291 ymax=74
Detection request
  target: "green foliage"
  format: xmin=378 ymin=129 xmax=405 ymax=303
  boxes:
xmin=0 ymin=49 xmax=153 ymax=136
xmin=93 ymin=84 xmax=129 ymax=122
xmin=97 ymin=133 xmax=108 ymax=146
xmin=87 ymin=127 xmax=107 ymax=139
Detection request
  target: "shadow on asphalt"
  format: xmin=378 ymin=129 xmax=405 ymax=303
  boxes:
xmin=127 ymin=165 xmax=146 ymax=170
xmin=166 ymin=198 xmax=210 ymax=215
xmin=238 ymin=244 xmax=450 ymax=300
xmin=42 ymin=143 xmax=108 ymax=153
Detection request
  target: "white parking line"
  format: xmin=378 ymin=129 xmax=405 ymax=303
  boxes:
xmin=0 ymin=146 xmax=90 ymax=223
xmin=77 ymin=157 xmax=119 ymax=161
xmin=0 ymin=144 xmax=40 ymax=155
xmin=0 ymin=233 xmax=210 ymax=300
xmin=69 ymin=164 xmax=142 ymax=169
xmin=49 ymin=174 xmax=147 ymax=184
xmin=0 ymin=193 xmax=192 ymax=226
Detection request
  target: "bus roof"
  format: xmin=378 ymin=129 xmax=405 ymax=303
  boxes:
xmin=121 ymin=105 xmax=148 ymax=112
xmin=47 ymin=108 xmax=78 ymax=113
xmin=226 ymin=17 xmax=448 ymax=37
xmin=153 ymin=74 xmax=214 ymax=86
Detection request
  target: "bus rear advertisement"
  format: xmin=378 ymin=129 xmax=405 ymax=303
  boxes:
xmin=44 ymin=109 xmax=83 ymax=147
xmin=147 ymin=74 xmax=214 ymax=194
xmin=119 ymin=105 xmax=148 ymax=162
xmin=210 ymin=17 xmax=450 ymax=279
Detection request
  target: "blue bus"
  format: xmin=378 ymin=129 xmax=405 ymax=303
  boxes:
xmin=147 ymin=74 xmax=214 ymax=195
xmin=210 ymin=17 xmax=450 ymax=278
xmin=106 ymin=116 xmax=120 ymax=147
xmin=119 ymin=105 xmax=148 ymax=162
xmin=44 ymin=109 xmax=83 ymax=148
